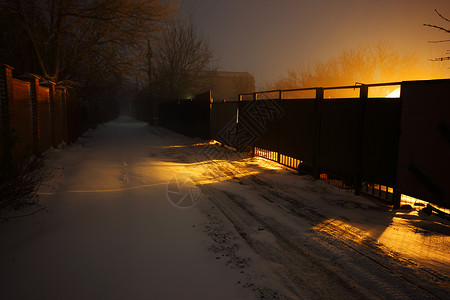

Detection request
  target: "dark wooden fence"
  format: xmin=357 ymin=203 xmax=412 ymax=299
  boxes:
xmin=395 ymin=79 xmax=450 ymax=209
xmin=232 ymin=91 xmax=401 ymax=196
xmin=157 ymin=91 xmax=212 ymax=140
xmin=141 ymin=79 xmax=450 ymax=209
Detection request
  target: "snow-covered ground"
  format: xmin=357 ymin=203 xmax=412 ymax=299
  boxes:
xmin=1 ymin=117 xmax=449 ymax=299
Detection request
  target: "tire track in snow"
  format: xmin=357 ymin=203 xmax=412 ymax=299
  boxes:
xmin=162 ymin=141 xmax=449 ymax=299
xmin=221 ymin=160 xmax=448 ymax=298
xmin=204 ymin=178 xmax=441 ymax=299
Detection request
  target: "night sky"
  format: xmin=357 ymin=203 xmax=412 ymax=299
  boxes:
xmin=181 ymin=0 xmax=450 ymax=88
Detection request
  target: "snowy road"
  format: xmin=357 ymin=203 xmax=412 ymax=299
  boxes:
xmin=1 ymin=117 xmax=449 ymax=299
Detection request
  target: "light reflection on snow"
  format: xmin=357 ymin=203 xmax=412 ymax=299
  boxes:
xmin=378 ymin=212 xmax=450 ymax=270
xmin=252 ymin=157 xmax=283 ymax=170
xmin=195 ymin=171 xmax=261 ymax=185
xmin=162 ymin=141 xmax=215 ymax=148
xmin=38 ymin=182 xmax=168 ymax=195
xmin=312 ymin=218 xmax=367 ymax=244
xmin=312 ymin=214 xmax=450 ymax=271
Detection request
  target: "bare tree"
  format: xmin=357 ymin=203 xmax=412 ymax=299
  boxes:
xmin=151 ymin=20 xmax=215 ymax=99
xmin=0 ymin=0 xmax=176 ymax=84
xmin=424 ymin=9 xmax=450 ymax=62
xmin=0 ymin=155 xmax=49 ymax=210
xmin=232 ymin=74 xmax=255 ymax=96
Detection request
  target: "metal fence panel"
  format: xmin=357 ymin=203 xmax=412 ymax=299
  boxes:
xmin=278 ymin=99 xmax=315 ymax=165
xmin=240 ymin=99 xmax=283 ymax=152
xmin=210 ymin=102 xmax=238 ymax=146
xmin=319 ymin=99 xmax=359 ymax=177
xmin=396 ymin=79 xmax=450 ymax=208
xmin=361 ymin=99 xmax=401 ymax=186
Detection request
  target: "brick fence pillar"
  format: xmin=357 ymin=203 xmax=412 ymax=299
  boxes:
xmin=0 ymin=65 xmax=14 ymax=166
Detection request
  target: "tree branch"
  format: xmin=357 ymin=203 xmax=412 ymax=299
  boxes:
xmin=423 ymin=23 xmax=450 ymax=34
xmin=427 ymin=39 xmax=450 ymax=43
xmin=435 ymin=9 xmax=450 ymax=22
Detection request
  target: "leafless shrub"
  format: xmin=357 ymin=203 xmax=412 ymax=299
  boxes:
xmin=0 ymin=155 xmax=50 ymax=210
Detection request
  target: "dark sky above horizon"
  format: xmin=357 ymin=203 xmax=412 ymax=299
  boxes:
xmin=180 ymin=0 xmax=450 ymax=88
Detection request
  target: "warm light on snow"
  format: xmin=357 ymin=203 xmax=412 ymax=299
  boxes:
xmin=253 ymin=157 xmax=284 ymax=170
xmin=3 ymin=117 xmax=449 ymax=298
xmin=378 ymin=212 xmax=450 ymax=269
xmin=313 ymin=214 xmax=450 ymax=271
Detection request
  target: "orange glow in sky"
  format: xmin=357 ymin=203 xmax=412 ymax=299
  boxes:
xmin=182 ymin=0 xmax=450 ymax=88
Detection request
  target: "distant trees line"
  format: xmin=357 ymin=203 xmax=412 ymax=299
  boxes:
xmin=0 ymin=0 xmax=221 ymax=106
xmin=266 ymin=41 xmax=449 ymax=92
xmin=0 ymin=0 xmax=178 ymax=108
xmin=267 ymin=9 xmax=449 ymax=91
xmin=147 ymin=20 xmax=216 ymax=99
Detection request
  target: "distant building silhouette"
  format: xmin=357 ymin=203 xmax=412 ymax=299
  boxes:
xmin=197 ymin=71 xmax=255 ymax=102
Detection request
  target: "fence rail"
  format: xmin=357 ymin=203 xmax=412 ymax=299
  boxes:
xmin=239 ymin=81 xmax=403 ymax=99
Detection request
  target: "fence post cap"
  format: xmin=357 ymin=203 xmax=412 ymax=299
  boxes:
xmin=2 ymin=64 xmax=14 ymax=70
xmin=17 ymin=74 xmax=41 ymax=86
